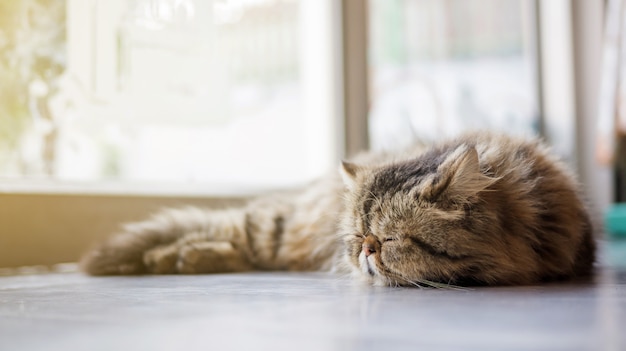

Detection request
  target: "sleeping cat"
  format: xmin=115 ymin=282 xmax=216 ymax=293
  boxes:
xmin=80 ymin=132 xmax=596 ymax=286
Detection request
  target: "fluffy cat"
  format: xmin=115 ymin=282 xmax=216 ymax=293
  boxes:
xmin=80 ymin=132 xmax=596 ymax=286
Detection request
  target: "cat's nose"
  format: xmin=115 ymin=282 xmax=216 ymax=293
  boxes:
xmin=362 ymin=243 xmax=376 ymax=257
xmin=362 ymin=243 xmax=375 ymax=256
xmin=362 ymin=235 xmax=379 ymax=257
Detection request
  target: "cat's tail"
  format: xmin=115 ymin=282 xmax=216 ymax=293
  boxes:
xmin=80 ymin=207 xmax=214 ymax=275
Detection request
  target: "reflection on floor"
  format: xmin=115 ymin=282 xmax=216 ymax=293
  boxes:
xmin=1 ymin=242 xmax=626 ymax=351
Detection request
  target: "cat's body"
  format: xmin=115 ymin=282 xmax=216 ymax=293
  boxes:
xmin=81 ymin=132 xmax=596 ymax=286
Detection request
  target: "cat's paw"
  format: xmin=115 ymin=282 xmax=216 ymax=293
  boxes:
xmin=143 ymin=240 xmax=252 ymax=274
xmin=177 ymin=241 xmax=252 ymax=274
xmin=81 ymin=240 xmax=149 ymax=275
xmin=143 ymin=245 xmax=179 ymax=274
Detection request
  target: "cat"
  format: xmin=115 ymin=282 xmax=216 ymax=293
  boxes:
xmin=80 ymin=132 xmax=596 ymax=287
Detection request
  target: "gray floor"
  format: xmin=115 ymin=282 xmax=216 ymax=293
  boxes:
xmin=1 ymin=244 xmax=626 ymax=351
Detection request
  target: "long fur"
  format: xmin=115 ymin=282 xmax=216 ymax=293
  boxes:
xmin=81 ymin=132 xmax=595 ymax=286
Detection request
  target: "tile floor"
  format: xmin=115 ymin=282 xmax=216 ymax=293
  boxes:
xmin=1 ymin=242 xmax=625 ymax=351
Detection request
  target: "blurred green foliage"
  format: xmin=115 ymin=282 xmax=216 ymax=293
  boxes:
xmin=0 ymin=0 xmax=65 ymax=168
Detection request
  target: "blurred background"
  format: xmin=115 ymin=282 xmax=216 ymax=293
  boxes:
xmin=0 ymin=0 xmax=611 ymax=268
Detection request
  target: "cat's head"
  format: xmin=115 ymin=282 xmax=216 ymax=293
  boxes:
xmin=340 ymin=144 xmax=505 ymax=287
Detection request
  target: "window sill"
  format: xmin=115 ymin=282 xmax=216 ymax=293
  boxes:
xmin=0 ymin=179 xmax=305 ymax=198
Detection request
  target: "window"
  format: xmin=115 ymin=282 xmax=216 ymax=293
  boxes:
xmin=0 ymin=0 xmax=341 ymax=192
xmin=367 ymin=0 xmax=540 ymax=151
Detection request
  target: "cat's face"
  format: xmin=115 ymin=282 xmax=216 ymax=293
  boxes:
xmin=340 ymin=145 xmax=502 ymax=287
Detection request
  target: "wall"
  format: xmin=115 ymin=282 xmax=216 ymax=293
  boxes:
xmin=0 ymin=193 xmax=244 ymax=269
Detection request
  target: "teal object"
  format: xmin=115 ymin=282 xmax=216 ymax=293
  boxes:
xmin=605 ymin=203 xmax=626 ymax=238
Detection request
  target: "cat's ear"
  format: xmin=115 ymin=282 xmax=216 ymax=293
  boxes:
xmin=425 ymin=145 xmax=497 ymax=202
xmin=340 ymin=161 xmax=362 ymax=191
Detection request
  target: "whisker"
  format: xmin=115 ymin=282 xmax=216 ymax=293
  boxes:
xmin=414 ymin=277 xmax=470 ymax=291
xmin=382 ymin=268 xmax=470 ymax=291
xmin=384 ymin=271 xmax=424 ymax=290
